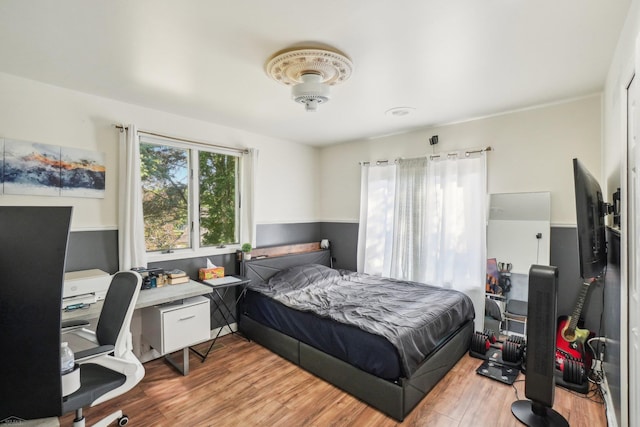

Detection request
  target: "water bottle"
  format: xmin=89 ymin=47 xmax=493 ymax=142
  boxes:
xmin=60 ymin=342 xmax=75 ymax=375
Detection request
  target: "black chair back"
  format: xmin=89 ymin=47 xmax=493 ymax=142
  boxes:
xmin=96 ymin=272 xmax=139 ymax=347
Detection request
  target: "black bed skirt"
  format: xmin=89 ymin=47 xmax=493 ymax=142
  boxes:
xmin=242 ymin=289 xmax=403 ymax=379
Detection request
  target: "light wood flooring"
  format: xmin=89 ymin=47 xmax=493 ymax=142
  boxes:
xmin=59 ymin=334 xmax=607 ymax=427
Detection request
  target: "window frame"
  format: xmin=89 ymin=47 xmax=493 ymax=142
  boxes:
xmin=139 ymin=135 xmax=243 ymax=262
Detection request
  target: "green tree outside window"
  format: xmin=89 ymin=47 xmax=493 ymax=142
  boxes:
xmin=199 ymin=151 xmax=237 ymax=246
xmin=140 ymin=142 xmax=238 ymax=253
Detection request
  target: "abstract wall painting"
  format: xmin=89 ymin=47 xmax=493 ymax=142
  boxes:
xmin=1 ymin=138 xmax=106 ymax=198
xmin=0 ymin=139 xmax=3 ymax=193
xmin=60 ymin=147 xmax=106 ymax=198
xmin=4 ymin=139 xmax=62 ymax=196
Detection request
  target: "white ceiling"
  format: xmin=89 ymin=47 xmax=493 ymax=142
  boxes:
xmin=0 ymin=1 xmax=631 ymax=146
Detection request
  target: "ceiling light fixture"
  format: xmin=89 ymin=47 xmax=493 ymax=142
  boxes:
xmin=265 ymin=47 xmax=353 ymax=112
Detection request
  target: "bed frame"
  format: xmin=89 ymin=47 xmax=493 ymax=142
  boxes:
xmin=238 ymin=244 xmax=473 ymax=421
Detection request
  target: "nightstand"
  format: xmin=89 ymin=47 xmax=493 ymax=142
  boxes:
xmin=190 ymin=275 xmax=251 ymax=362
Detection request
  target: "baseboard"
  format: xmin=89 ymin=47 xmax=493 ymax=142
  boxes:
xmin=602 ymin=372 xmax=618 ymax=427
xmin=211 ymin=323 xmax=237 ymax=336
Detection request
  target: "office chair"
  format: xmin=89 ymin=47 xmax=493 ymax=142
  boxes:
xmin=504 ymin=298 xmax=528 ymax=337
xmin=61 ymin=271 xmax=145 ymax=427
xmin=484 ymin=296 xmax=504 ymax=335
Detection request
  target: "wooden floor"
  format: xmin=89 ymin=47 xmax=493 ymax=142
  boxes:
xmin=59 ymin=334 xmax=607 ymax=427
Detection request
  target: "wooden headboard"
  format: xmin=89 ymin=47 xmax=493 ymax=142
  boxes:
xmin=242 ymin=243 xmax=331 ymax=284
xmin=249 ymin=242 xmax=322 ymax=258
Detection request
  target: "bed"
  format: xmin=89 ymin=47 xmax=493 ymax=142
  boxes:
xmin=238 ymin=244 xmax=474 ymax=421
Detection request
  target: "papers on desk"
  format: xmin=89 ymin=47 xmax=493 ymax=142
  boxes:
xmin=62 ymin=293 xmax=97 ymax=310
xmin=204 ymin=276 xmax=242 ymax=286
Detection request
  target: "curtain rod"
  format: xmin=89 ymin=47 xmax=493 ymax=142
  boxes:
xmin=359 ymin=146 xmax=492 ymax=165
xmin=429 ymin=145 xmax=492 ymax=160
xmin=114 ymin=125 xmax=249 ymax=155
xmin=359 ymin=160 xmax=390 ymax=166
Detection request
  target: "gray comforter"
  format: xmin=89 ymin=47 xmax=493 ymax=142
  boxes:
xmin=249 ymin=264 xmax=475 ymax=377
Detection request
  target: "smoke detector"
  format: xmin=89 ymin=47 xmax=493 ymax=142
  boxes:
xmin=265 ymin=47 xmax=353 ymax=112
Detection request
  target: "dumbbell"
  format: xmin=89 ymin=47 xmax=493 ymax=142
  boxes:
xmin=470 ymin=329 xmax=503 ymax=354
xmin=562 ymin=359 xmax=586 ymax=385
xmin=471 ymin=330 xmax=525 ymax=364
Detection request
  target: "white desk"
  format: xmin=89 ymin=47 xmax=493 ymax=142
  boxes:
xmin=62 ymin=280 xmax=213 ymax=375
xmin=62 ymin=280 xmax=213 ymax=320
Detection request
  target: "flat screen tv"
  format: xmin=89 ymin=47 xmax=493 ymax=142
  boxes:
xmin=573 ymin=158 xmax=609 ymax=280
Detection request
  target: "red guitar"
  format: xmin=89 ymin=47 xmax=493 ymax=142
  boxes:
xmin=555 ymin=279 xmax=594 ymax=373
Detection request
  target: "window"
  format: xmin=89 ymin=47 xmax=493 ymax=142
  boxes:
xmin=140 ymin=143 xmax=190 ymax=252
xmin=139 ymin=136 xmax=241 ymax=258
xmin=357 ymin=154 xmax=487 ymax=328
xmin=198 ymin=151 xmax=238 ymax=246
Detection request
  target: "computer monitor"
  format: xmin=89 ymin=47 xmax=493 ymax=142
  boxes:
xmin=0 ymin=206 xmax=73 ymax=420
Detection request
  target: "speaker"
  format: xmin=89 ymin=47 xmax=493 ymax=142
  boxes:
xmin=511 ymin=265 xmax=568 ymax=427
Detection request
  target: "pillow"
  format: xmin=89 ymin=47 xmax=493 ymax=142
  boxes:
xmin=268 ymin=264 xmax=339 ymax=290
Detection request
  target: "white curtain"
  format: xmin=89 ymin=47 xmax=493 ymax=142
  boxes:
xmin=118 ymin=124 xmax=147 ymax=270
xmin=240 ymin=148 xmax=258 ymax=247
xmin=424 ymin=152 xmax=487 ymax=331
xmin=357 ymin=163 xmax=396 ymax=275
xmin=390 ymin=157 xmax=429 ymax=282
xmin=357 ymin=152 xmax=487 ymax=331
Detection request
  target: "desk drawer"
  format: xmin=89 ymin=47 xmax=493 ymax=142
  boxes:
xmin=163 ymin=300 xmax=209 ymax=353
xmin=142 ymin=295 xmax=210 ymax=354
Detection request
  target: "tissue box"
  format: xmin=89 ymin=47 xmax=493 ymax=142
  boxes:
xmin=199 ymin=267 xmax=224 ymax=280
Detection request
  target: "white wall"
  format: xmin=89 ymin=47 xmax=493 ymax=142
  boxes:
xmin=604 ymin=0 xmax=639 ymax=197
xmin=319 ymin=95 xmax=602 ymax=226
xmin=0 ymin=72 xmax=320 ymax=230
xmin=0 ymin=71 xmax=602 ymax=229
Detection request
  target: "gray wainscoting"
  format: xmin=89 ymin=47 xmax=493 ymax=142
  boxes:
xmin=319 ymin=222 xmax=358 ymax=270
xmin=549 ymin=226 xmax=604 ymax=332
xmin=255 ymin=222 xmax=358 ymax=270
xmin=147 ymin=253 xmax=238 ymax=280
xmin=256 ymin=222 xmax=322 ymax=248
xmin=66 ymin=229 xmax=119 ymax=273
xmin=64 ymin=232 xmax=238 ymax=275
xmin=65 ymin=223 xmax=325 ymax=274
xmin=65 ymin=225 xmax=585 ymax=305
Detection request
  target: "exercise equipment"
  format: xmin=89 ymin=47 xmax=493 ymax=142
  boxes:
xmin=470 ymin=330 xmax=525 ymax=366
xmin=554 ymin=348 xmax=588 ymax=393
xmin=470 ymin=330 xmax=526 ymax=385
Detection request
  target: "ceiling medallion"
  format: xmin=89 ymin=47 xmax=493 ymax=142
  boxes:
xmin=265 ymin=47 xmax=353 ymax=112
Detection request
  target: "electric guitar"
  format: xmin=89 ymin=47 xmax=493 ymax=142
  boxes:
xmin=555 ymin=279 xmax=594 ymax=371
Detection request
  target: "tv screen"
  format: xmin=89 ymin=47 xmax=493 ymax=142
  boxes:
xmin=573 ymin=158 xmax=607 ymax=280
